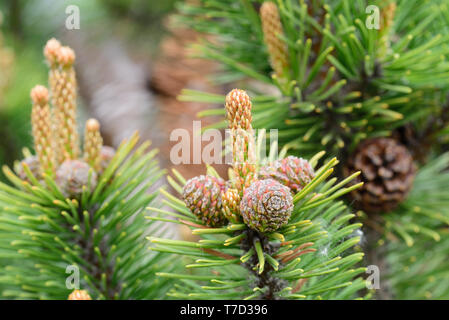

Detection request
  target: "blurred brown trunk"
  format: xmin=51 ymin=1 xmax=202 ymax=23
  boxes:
xmin=150 ymin=24 xmax=229 ymax=181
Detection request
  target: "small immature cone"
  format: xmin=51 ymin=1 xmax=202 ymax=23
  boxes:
xmin=56 ymin=160 xmax=98 ymax=198
xmin=84 ymin=118 xmax=103 ymax=172
xmin=15 ymin=156 xmax=42 ymax=182
xmin=182 ymin=175 xmax=228 ymax=227
xmin=43 ymin=38 xmax=61 ymax=67
xmin=43 ymin=38 xmax=62 ymax=107
xmin=225 ymin=89 xmax=257 ymax=195
xmin=44 ymin=39 xmax=80 ymax=164
xmin=30 ymin=85 xmax=55 ymax=175
xmin=260 ymin=2 xmax=289 ymax=79
xmin=225 ymin=89 xmax=252 ymax=132
xmin=259 ymin=156 xmax=315 ymax=194
xmin=68 ymin=289 xmax=92 ymax=300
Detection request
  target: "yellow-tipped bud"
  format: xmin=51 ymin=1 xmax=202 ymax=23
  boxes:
xmin=225 ymin=88 xmax=253 ymax=131
xmin=44 ymin=38 xmax=62 ymax=66
xmin=30 ymin=85 xmax=49 ymax=105
xmin=57 ymin=46 xmax=76 ymax=68
xmin=45 ymin=39 xmax=80 ymax=164
xmin=84 ymin=118 xmax=103 ymax=172
xmin=225 ymin=89 xmax=257 ymax=194
xmin=30 ymin=85 xmax=55 ymax=175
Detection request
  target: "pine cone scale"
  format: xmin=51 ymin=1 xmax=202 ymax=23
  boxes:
xmin=240 ymin=179 xmax=293 ymax=233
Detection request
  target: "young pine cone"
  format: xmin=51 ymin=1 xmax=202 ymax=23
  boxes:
xmin=30 ymin=85 xmax=55 ymax=175
xmin=259 ymin=156 xmax=315 ymax=194
xmin=182 ymin=175 xmax=228 ymax=227
xmin=240 ymin=179 xmax=293 ymax=233
xmin=344 ymin=137 xmax=416 ymax=213
xmin=15 ymin=156 xmax=42 ymax=182
xmin=56 ymin=160 xmax=98 ymax=198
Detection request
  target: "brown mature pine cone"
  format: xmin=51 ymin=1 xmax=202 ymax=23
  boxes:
xmin=344 ymin=137 xmax=416 ymax=213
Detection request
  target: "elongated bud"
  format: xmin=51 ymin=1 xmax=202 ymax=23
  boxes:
xmin=225 ymin=89 xmax=253 ymax=131
xmin=233 ymin=131 xmax=257 ymax=191
xmin=84 ymin=118 xmax=103 ymax=172
xmin=381 ymin=1 xmax=396 ymax=32
xmin=225 ymin=89 xmax=257 ymax=194
xmin=378 ymin=1 xmax=396 ymax=59
xmin=57 ymin=46 xmax=76 ymax=68
xmin=44 ymin=39 xmax=62 ymax=156
xmin=43 ymin=38 xmax=61 ymax=66
xmin=260 ymin=2 xmax=289 ymax=79
xmin=68 ymin=289 xmax=92 ymax=300
xmin=45 ymin=40 xmax=80 ymax=164
xmin=30 ymin=85 xmax=55 ymax=175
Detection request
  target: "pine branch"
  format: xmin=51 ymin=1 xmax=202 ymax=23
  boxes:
xmin=149 ymin=89 xmax=367 ymax=300
xmin=173 ymin=0 xmax=449 ymax=300
xmin=176 ymin=0 xmax=449 ymax=159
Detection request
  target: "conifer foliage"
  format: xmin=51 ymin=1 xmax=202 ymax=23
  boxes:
xmin=0 ymin=39 xmax=172 ymax=300
xmin=149 ymin=89 xmax=367 ymax=299
xmin=175 ymin=0 xmax=449 ymax=298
